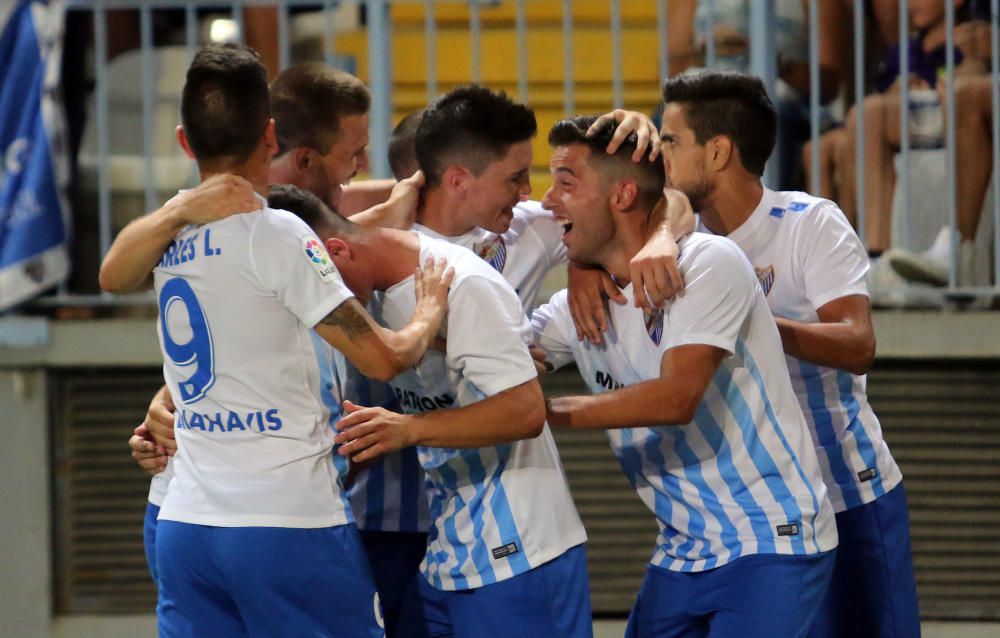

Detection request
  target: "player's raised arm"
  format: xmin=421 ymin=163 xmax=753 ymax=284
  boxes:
xmin=313 ymin=257 xmax=453 ymax=382
xmin=99 ymin=174 xmax=259 ymax=293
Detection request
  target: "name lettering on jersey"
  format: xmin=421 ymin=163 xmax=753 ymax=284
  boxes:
xmin=754 ymin=265 xmax=775 ymax=296
xmin=175 ymin=407 xmax=283 ymax=433
xmin=857 ymin=467 xmax=878 ymax=482
xmin=788 ymin=201 xmax=810 ymax=212
xmin=769 ymin=207 xmax=786 ymax=218
xmin=393 ymin=387 xmax=456 ymax=412
xmin=159 ymin=229 xmax=223 ymax=268
xmin=776 ymin=522 xmax=800 ymax=536
xmin=596 ymin=370 xmax=625 ymax=391
xmin=645 ymin=308 xmax=664 ymax=345
xmin=473 ymin=236 xmax=507 ymax=273
xmin=491 ymin=542 xmax=519 ymax=560
xmin=301 ymin=236 xmax=339 ymax=283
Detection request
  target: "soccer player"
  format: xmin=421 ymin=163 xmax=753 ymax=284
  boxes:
xmin=606 ymin=71 xmax=919 ymax=638
xmin=267 ymin=183 xmax=591 ymax=638
xmin=136 ymin=44 xmax=451 ymax=637
xmin=532 ymin=116 xmax=838 ymax=638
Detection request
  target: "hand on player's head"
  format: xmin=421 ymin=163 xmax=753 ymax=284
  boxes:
xmin=588 ymin=109 xmax=662 ymax=162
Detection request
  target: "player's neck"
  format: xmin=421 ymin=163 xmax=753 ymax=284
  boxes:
xmin=601 ymin=217 xmax=650 ymax=286
xmin=366 ymin=227 xmax=422 ymax=290
xmin=199 ymin=163 xmax=269 ymax=198
xmin=699 ymin=177 xmax=764 ymax=236
xmin=419 ymin=187 xmax=476 ymax=237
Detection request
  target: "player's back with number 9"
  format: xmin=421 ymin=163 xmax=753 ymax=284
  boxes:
xmin=154 ymin=203 xmax=357 ymax=529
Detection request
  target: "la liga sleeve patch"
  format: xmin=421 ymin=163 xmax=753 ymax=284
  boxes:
xmin=301 ymin=235 xmax=339 ymax=284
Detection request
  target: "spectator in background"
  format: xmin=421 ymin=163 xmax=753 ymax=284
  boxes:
xmin=809 ymin=0 xmax=989 ymax=256
xmin=887 ymin=73 xmax=995 ymax=287
xmin=667 ymin=0 xmax=850 ymax=190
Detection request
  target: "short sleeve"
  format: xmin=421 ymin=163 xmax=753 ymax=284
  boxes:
xmin=799 ymin=203 xmax=870 ymax=310
xmin=662 ymin=237 xmax=756 ymax=356
xmin=530 ymin=290 xmax=577 ymax=372
xmin=445 ymin=275 xmax=538 ymax=396
xmin=249 ymin=210 xmax=354 ymax=327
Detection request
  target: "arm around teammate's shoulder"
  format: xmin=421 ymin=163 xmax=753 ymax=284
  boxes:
xmin=313 ymin=259 xmax=454 ymax=382
xmin=98 ymin=174 xmax=259 ymax=293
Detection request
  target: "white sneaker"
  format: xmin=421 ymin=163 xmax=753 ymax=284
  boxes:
xmin=888 ymin=226 xmax=951 ymax=286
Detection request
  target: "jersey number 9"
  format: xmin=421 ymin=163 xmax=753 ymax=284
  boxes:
xmin=158 ymin=278 xmax=216 ymax=403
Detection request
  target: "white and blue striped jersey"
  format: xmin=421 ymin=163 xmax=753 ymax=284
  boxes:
xmin=154 ymin=194 xmax=355 ymax=528
xmin=337 ymin=353 xmax=431 ymax=533
xmin=345 ymin=201 xmax=566 ymax=534
xmin=373 ymin=234 xmax=586 ymax=591
xmin=413 ymin=199 xmax=568 ymax=311
xmin=533 ymin=233 xmax=838 ymax=572
xmin=699 ymin=188 xmax=902 ymax=512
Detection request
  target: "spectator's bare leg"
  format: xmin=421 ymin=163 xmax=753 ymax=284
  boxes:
xmin=843 ymin=94 xmax=900 ymax=252
xmin=952 ymin=76 xmax=993 ymax=242
xmin=804 ymin=129 xmax=847 ymax=204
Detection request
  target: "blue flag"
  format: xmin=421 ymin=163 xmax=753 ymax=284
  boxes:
xmin=0 ymin=0 xmax=70 ymax=311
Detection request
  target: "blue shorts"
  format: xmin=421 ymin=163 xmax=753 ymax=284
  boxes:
xmin=156 ymin=521 xmax=384 ymax=638
xmin=143 ymin=502 xmax=160 ymax=583
xmin=809 ymin=483 xmax=920 ymax=638
xmin=360 ymin=529 xmax=428 ymax=637
xmin=625 ymin=550 xmax=836 ymax=638
xmin=397 ymin=543 xmax=592 ymax=638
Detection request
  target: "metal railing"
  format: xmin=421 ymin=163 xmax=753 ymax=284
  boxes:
xmin=42 ymin=0 xmax=1000 ymax=305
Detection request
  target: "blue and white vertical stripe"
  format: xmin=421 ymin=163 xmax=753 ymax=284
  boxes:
xmin=308 ymin=333 xmax=353 ymax=520
xmin=599 ymin=349 xmax=836 ymax=573
xmin=333 ymin=352 xmax=432 ymax=533
xmin=793 ymin=360 xmax=902 ymax=512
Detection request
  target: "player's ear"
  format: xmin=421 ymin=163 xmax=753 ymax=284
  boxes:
xmin=325 ymin=237 xmax=351 ymax=260
xmin=709 ymin=135 xmax=734 ymax=172
xmin=610 ymin=179 xmax=639 ymax=212
xmin=443 ymin=165 xmax=470 ymax=195
xmin=291 ymin=147 xmax=313 ymax=175
xmin=176 ymin=125 xmax=195 ymax=159
xmin=263 ymin=118 xmax=278 ymax=157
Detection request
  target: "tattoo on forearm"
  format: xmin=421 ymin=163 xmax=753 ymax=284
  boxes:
xmin=321 ymin=301 xmax=374 ymax=342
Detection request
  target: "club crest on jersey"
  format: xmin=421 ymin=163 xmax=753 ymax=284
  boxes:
xmin=755 ymin=265 xmax=775 ymax=296
xmin=301 ymin=236 xmax=338 ymax=283
xmin=473 ymin=236 xmax=507 ymax=273
xmin=644 ymin=308 xmax=664 ymax=345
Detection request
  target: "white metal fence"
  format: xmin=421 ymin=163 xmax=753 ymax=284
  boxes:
xmin=55 ymin=0 xmax=1000 ymax=304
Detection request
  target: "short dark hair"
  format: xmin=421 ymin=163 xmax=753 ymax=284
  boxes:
xmin=548 ymin=116 xmax=665 ymax=210
xmin=415 ymin=85 xmax=537 ymax=186
xmin=180 ymin=43 xmax=270 ymax=166
xmin=270 ymin=63 xmax=370 ymax=155
xmin=662 ymin=72 xmax=776 ymax=176
xmin=267 ymin=184 xmax=360 ymax=238
xmin=388 ymin=109 xmax=424 ymax=180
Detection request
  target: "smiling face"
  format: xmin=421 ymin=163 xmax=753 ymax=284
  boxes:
xmin=302 ymin=112 xmax=370 ymax=209
xmin=660 ymin=103 xmax=715 ymax=212
xmin=459 ymin=139 xmax=533 ymax=234
xmin=541 ymin=143 xmax=616 ymax=266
